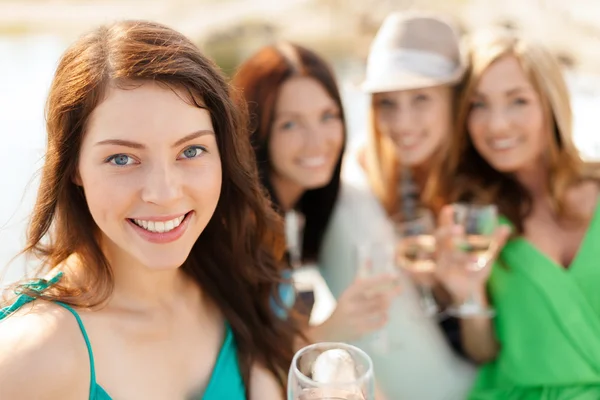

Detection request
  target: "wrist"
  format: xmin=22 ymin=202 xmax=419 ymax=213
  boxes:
xmin=450 ymin=285 xmax=489 ymax=306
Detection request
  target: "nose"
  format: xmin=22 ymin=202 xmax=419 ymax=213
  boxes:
xmin=488 ymin=108 xmax=510 ymax=135
xmin=388 ymin=108 xmax=414 ymax=141
xmin=140 ymin=163 xmax=183 ymax=206
xmin=302 ymin=121 xmax=328 ymax=150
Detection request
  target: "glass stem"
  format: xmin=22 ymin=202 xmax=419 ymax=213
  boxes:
xmin=419 ymin=284 xmax=438 ymax=316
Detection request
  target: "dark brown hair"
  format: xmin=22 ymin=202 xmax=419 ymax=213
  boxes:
xmin=11 ymin=20 xmax=296 ymax=392
xmin=232 ymin=43 xmax=346 ymax=262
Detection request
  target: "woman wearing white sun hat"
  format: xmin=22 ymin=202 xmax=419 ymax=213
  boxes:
xmin=319 ymin=11 xmax=476 ymax=399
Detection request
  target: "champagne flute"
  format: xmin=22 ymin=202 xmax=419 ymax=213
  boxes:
xmin=354 ymin=241 xmax=398 ymax=352
xmin=288 ymin=342 xmax=375 ymax=400
xmin=393 ymin=208 xmax=439 ymax=317
xmin=445 ymin=203 xmax=498 ymax=318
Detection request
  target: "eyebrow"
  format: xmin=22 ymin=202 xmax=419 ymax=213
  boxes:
xmin=275 ymin=106 xmax=339 ymax=118
xmin=474 ymin=86 xmax=532 ymax=98
xmin=95 ymin=130 xmax=215 ymax=149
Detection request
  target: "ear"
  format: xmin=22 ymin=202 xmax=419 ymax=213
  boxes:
xmin=72 ymin=169 xmax=82 ymax=187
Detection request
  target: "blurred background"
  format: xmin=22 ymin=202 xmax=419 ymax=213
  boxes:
xmin=1 ymin=0 xmax=600 ymax=284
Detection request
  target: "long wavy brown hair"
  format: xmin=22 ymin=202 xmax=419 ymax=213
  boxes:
xmin=231 ymin=42 xmax=346 ymax=263
xmin=438 ymin=29 xmax=596 ymax=233
xmin=7 ymin=20 xmax=296 ymax=392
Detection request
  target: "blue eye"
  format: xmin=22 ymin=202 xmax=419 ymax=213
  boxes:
xmin=180 ymin=145 xmax=206 ymax=159
xmin=281 ymin=121 xmax=296 ymax=130
xmin=106 ymin=154 xmax=134 ymax=166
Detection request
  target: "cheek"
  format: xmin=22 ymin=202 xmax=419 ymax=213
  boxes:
xmin=269 ymin=133 xmax=300 ymax=172
xmin=519 ymin=108 xmax=546 ymax=148
xmin=328 ymin=123 xmax=345 ymax=151
xmin=80 ymin=169 xmax=137 ymax=224
xmin=375 ymin=115 xmax=392 ymax=137
xmin=467 ymin=113 xmax=486 ymax=147
xmin=423 ymin=107 xmax=449 ymax=145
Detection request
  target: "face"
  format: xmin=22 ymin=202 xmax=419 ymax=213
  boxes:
xmin=373 ymin=85 xmax=453 ymax=167
xmin=269 ymin=76 xmax=344 ymax=192
xmin=77 ymin=81 xmax=222 ymax=271
xmin=467 ymin=55 xmax=548 ymax=173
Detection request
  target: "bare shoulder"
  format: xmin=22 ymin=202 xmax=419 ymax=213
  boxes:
xmin=0 ymin=300 xmax=90 ymax=399
xmin=249 ymin=363 xmax=284 ymax=400
xmin=566 ymin=180 xmax=600 ymax=218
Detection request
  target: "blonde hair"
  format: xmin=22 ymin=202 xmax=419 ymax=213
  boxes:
xmin=444 ymin=29 xmax=593 ymax=231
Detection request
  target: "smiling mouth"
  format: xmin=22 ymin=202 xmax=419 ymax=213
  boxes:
xmin=298 ymin=156 xmax=328 ymax=168
xmin=489 ymin=137 xmax=521 ymax=151
xmin=128 ymin=212 xmax=191 ymax=233
xmin=396 ymin=135 xmax=424 ymax=149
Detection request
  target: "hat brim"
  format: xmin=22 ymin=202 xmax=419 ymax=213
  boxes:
xmin=360 ymin=68 xmax=465 ymax=93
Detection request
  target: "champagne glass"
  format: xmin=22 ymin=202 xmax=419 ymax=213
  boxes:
xmin=354 ymin=241 xmax=398 ymax=352
xmin=288 ymin=342 xmax=375 ymax=400
xmin=445 ymin=203 xmax=498 ymax=318
xmin=393 ymin=208 xmax=439 ymax=316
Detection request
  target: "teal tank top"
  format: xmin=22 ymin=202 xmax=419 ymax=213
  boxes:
xmin=0 ymin=273 xmax=246 ymax=399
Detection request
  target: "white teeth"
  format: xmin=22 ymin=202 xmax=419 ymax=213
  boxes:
xmin=299 ymin=156 xmax=327 ymax=167
xmin=490 ymin=137 xmax=519 ymax=150
xmin=132 ymin=214 xmax=187 ymax=233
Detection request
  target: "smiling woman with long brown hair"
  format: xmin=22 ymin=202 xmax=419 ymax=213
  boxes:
xmin=232 ymin=43 xmax=401 ymax=351
xmin=0 ymin=20 xmax=296 ymax=400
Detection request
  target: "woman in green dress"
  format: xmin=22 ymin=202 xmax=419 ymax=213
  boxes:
xmin=435 ymin=29 xmax=600 ymax=399
xmin=0 ymin=20 xmax=296 ymax=399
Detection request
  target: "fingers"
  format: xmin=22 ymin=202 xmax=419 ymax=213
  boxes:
xmin=488 ymin=224 xmax=511 ymax=260
xmin=361 ymin=292 xmax=394 ymax=313
xmin=353 ymin=273 xmax=401 ymax=296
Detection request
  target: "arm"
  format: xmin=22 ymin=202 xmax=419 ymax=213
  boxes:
xmin=249 ymin=363 xmax=284 ymax=400
xmin=456 ymin=291 xmax=500 ymax=363
xmin=0 ymin=303 xmax=89 ymax=400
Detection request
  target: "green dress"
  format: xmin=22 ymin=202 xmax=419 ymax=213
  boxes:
xmin=470 ymin=202 xmax=600 ymax=399
xmin=0 ymin=273 xmax=246 ymax=399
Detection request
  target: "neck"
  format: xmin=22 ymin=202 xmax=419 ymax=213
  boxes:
xmin=97 ymin=239 xmax=201 ymax=313
xmin=270 ymin=173 xmax=305 ymax=212
xmin=409 ymin=161 xmax=431 ymax=191
xmin=514 ymin=161 xmax=549 ymax=203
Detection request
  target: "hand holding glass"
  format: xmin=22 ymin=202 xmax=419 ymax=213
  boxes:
xmin=393 ymin=208 xmax=439 ymax=316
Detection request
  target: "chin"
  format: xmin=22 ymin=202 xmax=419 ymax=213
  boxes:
xmin=488 ymin=159 xmax=524 ymax=174
xmin=397 ymin=148 xmax=434 ymax=168
xmin=135 ymin=251 xmax=191 ymax=271
xmin=301 ymin=175 xmax=334 ymax=190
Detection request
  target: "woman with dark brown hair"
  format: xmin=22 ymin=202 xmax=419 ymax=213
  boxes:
xmin=232 ymin=43 xmax=400 ymax=347
xmin=0 ymin=20 xmax=295 ymax=399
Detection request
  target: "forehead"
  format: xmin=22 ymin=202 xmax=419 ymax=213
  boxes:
xmin=374 ymin=85 xmax=451 ymax=99
xmin=476 ymin=55 xmax=533 ymax=94
xmin=85 ymin=81 xmax=213 ymax=143
xmin=275 ymin=76 xmax=336 ymax=113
